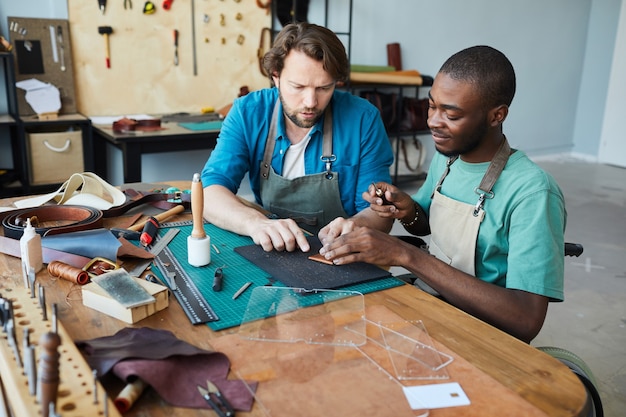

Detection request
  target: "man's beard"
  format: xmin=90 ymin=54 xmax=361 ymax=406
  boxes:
xmin=435 ymin=121 xmax=488 ymax=158
xmin=279 ymin=91 xmax=324 ymax=129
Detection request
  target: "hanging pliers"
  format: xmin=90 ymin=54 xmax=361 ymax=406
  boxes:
xmin=197 ymin=380 xmax=235 ymax=417
xmin=124 ymin=0 xmax=132 ymax=9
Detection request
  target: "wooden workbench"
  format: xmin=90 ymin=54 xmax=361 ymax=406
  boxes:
xmin=0 ymin=188 xmax=588 ymax=417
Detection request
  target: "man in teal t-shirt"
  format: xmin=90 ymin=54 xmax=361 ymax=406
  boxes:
xmin=318 ymin=46 xmax=566 ymax=343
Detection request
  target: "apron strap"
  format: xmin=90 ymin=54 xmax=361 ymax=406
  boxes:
xmin=429 ymin=138 xmax=512 ymax=216
xmin=260 ymin=100 xmax=334 ymax=180
xmin=260 ymin=101 xmax=281 ymax=180
xmin=431 ymin=155 xmax=458 ymax=199
xmin=472 ymin=138 xmax=511 ymax=216
xmin=319 ymin=106 xmax=335 ymax=179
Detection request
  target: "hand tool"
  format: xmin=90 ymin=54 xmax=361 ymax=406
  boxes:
xmin=140 ymin=216 xmax=160 ymax=247
xmin=92 ymin=370 xmax=99 ymax=404
xmin=187 ymin=173 xmax=211 ymax=266
xmin=127 ymin=204 xmax=185 ymax=232
xmin=49 ymin=26 xmax=58 ymax=63
xmin=37 ymin=331 xmax=62 ymax=417
xmin=212 ymin=265 xmax=225 ymax=291
xmin=191 ymin=0 xmax=197 ymax=75
xmin=232 ymin=281 xmax=252 ymax=300
xmin=173 ymin=29 xmax=179 ymax=65
xmin=143 ymin=1 xmax=156 ymax=14
xmin=97 ymin=26 xmax=113 ymax=69
xmin=197 ymin=380 xmax=234 ymax=417
xmin=38 ymin=284 xmax=47 ymax=321
xmin=124 ymin=0 xmax=132 ymax=9
xmin=153 ymin=228 xmax=220 ymax=323
xmin=110 ymin=228 xmax=141 ymax=240
xmin=98 ymin=0 xmax=107 ymax=14
xmin=126 ymin=227 xmax=179 ymax=277
xmin=371 ymin=182 xmax=391 ymax=205
xmin=56 ymin=26 xmax=66 ymax=72
xmin=7 ymin=318 xmax=22 ymax=369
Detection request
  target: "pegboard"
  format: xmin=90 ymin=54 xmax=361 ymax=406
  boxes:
xmin=7 ymin=17 xmax=78 ymax=116
xmin=67 ymin=0 xmax=271 ymax=116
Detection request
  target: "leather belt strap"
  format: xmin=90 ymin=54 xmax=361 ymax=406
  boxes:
xmin=1 ymin=190 xmax=191 ymax=238
xmin=2 ymin=205 xmax=103 ymax=239
xmin=105 ymin=189 xmax=192 ymax=218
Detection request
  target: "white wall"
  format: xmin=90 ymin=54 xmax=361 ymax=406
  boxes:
xmin=598 ymin=0 xmax=626 ymax=167
xmin=1 ymin=0 xmax=623 ymax=185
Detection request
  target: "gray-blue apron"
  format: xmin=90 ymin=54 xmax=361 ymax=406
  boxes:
xmin=259 ymin=101 xmax=348 ymax=234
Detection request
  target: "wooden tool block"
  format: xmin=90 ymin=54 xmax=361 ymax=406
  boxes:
xmin=82 ymin=277 xmax=169 ymax=324
xmin=0 ymin=286 xmax=120 ymax=417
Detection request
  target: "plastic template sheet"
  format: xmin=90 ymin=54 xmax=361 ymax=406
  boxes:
xmin=238 ymin=286 xmax=366 ymax=346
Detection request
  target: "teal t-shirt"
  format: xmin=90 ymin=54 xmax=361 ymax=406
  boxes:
xmin=414 ymin=150 xmax=566 ymax=301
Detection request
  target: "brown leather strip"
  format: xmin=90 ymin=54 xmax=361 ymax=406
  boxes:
xmin=2 ymin=206 xmax=103 ymax=239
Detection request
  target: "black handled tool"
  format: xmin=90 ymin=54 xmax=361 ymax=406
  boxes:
xmin=212 ymin=266 xmax=224 ymax=292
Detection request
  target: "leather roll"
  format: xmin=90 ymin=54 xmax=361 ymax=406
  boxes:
xmin=2 ymin=205 xmax=103 ymax=239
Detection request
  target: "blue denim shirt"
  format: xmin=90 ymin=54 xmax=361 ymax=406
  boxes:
xmin=201 ymin=88 xmax=393 ymax=216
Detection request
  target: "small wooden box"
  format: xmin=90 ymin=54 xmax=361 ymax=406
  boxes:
xmin=27 ymin=129 xmax=83 ymax=185
xmin=82 ymin=277 xmax=169 ymax=324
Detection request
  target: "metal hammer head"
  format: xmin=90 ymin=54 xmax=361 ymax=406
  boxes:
xmin=98 ymin=26 xmax=113 ymax=35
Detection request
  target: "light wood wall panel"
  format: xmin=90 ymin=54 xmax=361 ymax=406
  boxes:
xmin=67 ymin=0 xmax=271 ymax=116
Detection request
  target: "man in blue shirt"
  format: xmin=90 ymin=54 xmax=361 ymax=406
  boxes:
xmin=201 ymin=23 xmax=394 ymax=252
xmin=319 ymin=46 xmax=566 ymax=343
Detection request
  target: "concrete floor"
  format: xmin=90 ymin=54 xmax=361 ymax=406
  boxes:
xmin=532 ymin=157 xmax=626 ymax=417
xmin=237 ymin=156 xmax=625 ymax=415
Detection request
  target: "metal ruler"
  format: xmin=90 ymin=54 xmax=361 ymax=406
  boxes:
xmin=153 ymin=241 xmax=219 ymax=325
xmin=126 ymin=228 xmax=180 ymax=277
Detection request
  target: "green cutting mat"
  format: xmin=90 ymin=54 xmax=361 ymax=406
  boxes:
xmin=151 ymin=222 xmax=404 ymax=331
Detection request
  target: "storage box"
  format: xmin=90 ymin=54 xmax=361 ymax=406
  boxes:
xmin=27 ymin=129 xmax=83 ymax=185
xmin=82 ymin=277 xmax=169 ymax=324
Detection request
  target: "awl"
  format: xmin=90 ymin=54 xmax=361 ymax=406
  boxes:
xmin=173 ymin=29 xmax=179 ymax=65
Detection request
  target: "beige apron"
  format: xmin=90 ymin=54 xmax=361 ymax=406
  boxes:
xmin=428 ymin=140 xmax=511 ymax=276
xmin=259 ymin=101 xmax=347 ymax=234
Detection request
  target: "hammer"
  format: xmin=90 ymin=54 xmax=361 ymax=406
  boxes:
xmin=98 ymin=26 xmax=113 ymax=68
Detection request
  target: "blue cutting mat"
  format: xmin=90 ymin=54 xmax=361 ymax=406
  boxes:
xmin=152 ymin=222 xmax=404 ymax=331
xmin=178 ymin=121 xmax=223 ymax=131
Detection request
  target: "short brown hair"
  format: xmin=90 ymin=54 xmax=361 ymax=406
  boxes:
xmin=263 ymin=22 xmax=349 ymax=86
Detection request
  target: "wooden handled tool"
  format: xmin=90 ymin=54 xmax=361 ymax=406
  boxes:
xmin=97 ymin=26 xmax=113 ymax=68
xmin=128 ymin=205 xmax=185 ymax=232
xmin=188 ymin=173 xmax=211 ymax=267
xmin=191 ymin=173 xmax=206 ymax=239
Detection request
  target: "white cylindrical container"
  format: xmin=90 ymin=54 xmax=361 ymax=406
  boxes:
xmin=187 ymin=235 xmax=211 ymax=267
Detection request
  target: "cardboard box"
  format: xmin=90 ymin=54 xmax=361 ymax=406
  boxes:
xmin=28 ymin=129 xmax=83 ymax=185
xmin=82 ymin=277 xmax=169 ymax=324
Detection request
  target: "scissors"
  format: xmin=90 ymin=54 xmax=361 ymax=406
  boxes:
xmin=197 ymin=380 xmax=235 ymax=417
xmin=124 ymin=0 xmax=132 ymax=9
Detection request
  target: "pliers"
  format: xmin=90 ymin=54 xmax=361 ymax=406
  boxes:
xmin=197 ymin=380 xmax=235 ymax=417
xmin=124 ymin=0 xmax=132 ymax=9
